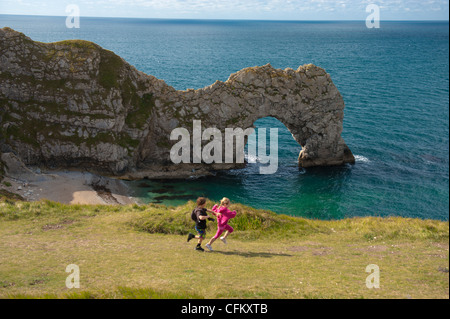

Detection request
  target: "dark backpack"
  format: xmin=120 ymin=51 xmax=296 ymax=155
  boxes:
xmin=191 ymin=209 xmax=198 ymax=222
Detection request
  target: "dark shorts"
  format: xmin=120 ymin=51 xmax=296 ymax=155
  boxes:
xmin=195 ymin=226 xmax=206 ymax=239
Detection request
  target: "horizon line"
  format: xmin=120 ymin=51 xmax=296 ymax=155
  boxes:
xmin=0 ymin=13 xmax=448 ymax=22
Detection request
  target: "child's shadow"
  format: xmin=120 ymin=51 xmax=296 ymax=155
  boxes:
xmin=211 ymin=250 xmax=292 ymax=258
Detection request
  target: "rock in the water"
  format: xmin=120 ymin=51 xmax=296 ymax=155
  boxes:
xmin=0 ymin=27 xmax=355 ymax=178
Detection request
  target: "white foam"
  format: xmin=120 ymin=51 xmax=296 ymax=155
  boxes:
xmin=245 ymin=153 xmax=259 ymax=163
xmin=355 ymin=155 xmax=370 ymax=163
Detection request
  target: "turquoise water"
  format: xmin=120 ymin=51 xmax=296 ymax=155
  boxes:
xmin=1 ymin=15 xmax=448 ymax=220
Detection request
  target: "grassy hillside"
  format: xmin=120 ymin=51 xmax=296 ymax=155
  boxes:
xmin=0 ymin=198 xmax=448 ymax=299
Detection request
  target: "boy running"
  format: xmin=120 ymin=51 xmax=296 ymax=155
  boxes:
xmin=187 ymin=197 xmax=219 ymax=251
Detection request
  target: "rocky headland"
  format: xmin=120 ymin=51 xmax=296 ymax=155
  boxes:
xmin=0 ymin=27 xmax=355 ymax=182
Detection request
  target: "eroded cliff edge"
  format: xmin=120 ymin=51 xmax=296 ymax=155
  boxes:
xmin=0 ymin=27 xmax=355 ymax=179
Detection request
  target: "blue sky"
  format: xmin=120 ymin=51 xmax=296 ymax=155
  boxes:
xmin=1 ymin=0 xmax=449 ymax=20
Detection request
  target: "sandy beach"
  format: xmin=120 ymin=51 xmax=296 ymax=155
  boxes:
xmin=1 ymin=170 xmax=138 ymax=205
xmin=0 ymin=153 xmax=138 ymax=205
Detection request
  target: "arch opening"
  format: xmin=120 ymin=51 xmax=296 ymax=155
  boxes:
xmin=244 ymin=117 xmax=302 ymax=172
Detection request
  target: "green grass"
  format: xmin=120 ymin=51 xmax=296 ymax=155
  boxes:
xmin=0 ymin=189 xmax=24 ymax=201
xmin=98 ymin=49 xmax=124 ymax=89
xmin=56 ymin=40 xmax=99 ymax=51
xmin=0 ymin=198 xmax=448 ymax=299
xmin=128 ymin=200 xmax=448 ymax=242
xmin=5 ymin=287 xmax=202 ymax=299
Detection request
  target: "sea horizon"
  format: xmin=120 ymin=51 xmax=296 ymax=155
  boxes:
xmin=1 ymin=13 xmax=449 ymax=22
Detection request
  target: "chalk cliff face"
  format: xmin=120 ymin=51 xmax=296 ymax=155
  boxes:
xmin=0 ymin=27 xmax=355 ymax=178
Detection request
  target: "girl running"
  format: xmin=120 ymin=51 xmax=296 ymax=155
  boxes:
xmin=205 ymin=197 xmax=236 ymax=251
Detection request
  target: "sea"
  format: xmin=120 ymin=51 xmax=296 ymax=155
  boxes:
xmin=1 ymin=15 xmax=448 ymax=220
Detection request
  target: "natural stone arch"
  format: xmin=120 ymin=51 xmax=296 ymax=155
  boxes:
xmin=143 ymin=63 xmax=355 ymax=170
xmin=0 ymin=27 xmax=355 ymax=178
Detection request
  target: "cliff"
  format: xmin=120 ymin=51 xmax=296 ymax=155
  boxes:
xmin=0 ymin=27 xmax=355 ymax=178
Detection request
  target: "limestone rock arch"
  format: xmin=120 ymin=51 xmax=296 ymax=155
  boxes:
xmin=143 ymin=63 xmax=355 ymax=169
xmin=0 ymin=27 xmax=355 ymax=178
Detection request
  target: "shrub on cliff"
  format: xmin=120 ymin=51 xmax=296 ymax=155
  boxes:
xmin=0 ymin=198 xmax=447 ymax=242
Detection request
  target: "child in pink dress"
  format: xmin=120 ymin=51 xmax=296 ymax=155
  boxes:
xmin=205 ymin=197 xmax=236 ymax=251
